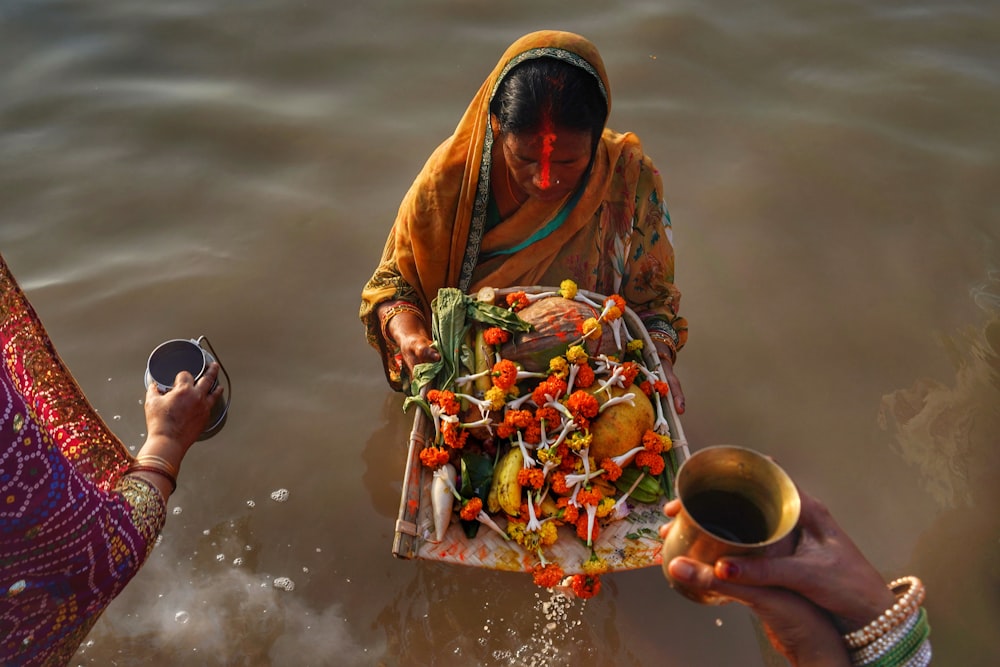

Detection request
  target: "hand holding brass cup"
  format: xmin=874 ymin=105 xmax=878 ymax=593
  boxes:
xmin=661 ymin=445 xmax=800 ymax=604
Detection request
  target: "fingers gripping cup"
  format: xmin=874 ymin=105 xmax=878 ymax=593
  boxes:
xmin=661 ymin=445 xmax=800 ymax=604
xmin=144 ymin=336 xmax=231 ymax=440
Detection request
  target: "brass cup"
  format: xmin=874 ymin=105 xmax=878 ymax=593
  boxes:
xmin=661 ymin=445 xmax=800 ymax=604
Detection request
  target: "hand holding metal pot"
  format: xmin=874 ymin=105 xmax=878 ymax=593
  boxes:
xmin=657 ymin=449 xmax=904 ymax=666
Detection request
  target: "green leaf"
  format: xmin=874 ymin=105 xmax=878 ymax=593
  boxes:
xmin=461 ymin=451 xmax=494 ymax=502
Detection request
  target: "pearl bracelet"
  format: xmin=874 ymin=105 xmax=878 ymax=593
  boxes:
xmin=843 ymin=576 xmax=926 ymax=649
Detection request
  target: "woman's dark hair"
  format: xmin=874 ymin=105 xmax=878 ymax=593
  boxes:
xmin=490 ymin=57 xmax=607 ymax=150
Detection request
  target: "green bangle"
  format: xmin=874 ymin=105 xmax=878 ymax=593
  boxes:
xmin=860 ymin=608 xmax=930 ymax=667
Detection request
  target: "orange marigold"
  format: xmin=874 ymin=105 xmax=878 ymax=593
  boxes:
xmin=419 ymin=446 xmax=450 ymax=469
xmin=492 ymin=359 xmax=519 ymax=391
xmin=558 ymin=498 xmax=580 ymax=524
xmin=496 ymin=422 xmax=516 ymax=439
xmin=642 ymin=430 xmax=665 ymax=454
xmin=532 ymin=563 xmax=565 ymax=589
xmin=483 ymin=326 xmax=511 ymax=346
xmin=516 ymin=467 xmax=545 ymax=490
xmin=442 ymin=421 xmax=469 ymax=449
xmin=576 ymin=487 xmax=603 ymax=507
xmin=505 ymin=409 xmax=534 ymax=430
xmin=428 ymin=389 xmax=460 ymax=415
xmin=600 ymin=458 xmax=623 ymax=481
xmin=550 ymin=471 xmax=571 ymax=496
xmin=654 ymin=380 xmax=670 ymax=396
xmin=639 ymin=380 xmax=654 ymax=397
xmin=635 ymin=450 xmax=666 ymax=475
xmin=532 ymin=376 xmax=567 ymax=406
xmin=620 ymin=361 xmax=640 ymax=387
xmin=506 ymin=291 xmax=529 ymax=311
xmin=460 ymin=497 xmax=483 ymax=521
xmin=570 ymin=573 xmax=602 ymax=599
xmin=535 ymin=405 xmax=561 ymax=427
xmin=575 ymin=514 xmax=600 ymax=542
xmin=566 ymin=390 xmax=599 ymax=421
xmin=574 ymin=363 xmax=596 ymax=388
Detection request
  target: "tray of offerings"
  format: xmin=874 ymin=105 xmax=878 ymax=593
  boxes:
xmin=392 ymin=283 xmax=689 ymax=593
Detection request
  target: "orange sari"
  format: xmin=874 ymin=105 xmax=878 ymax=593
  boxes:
xmin=361 ymin=30 xmax=687 ymax=388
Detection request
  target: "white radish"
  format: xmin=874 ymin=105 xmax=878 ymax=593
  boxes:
xmin=430 ymin=463 xmax=457 ymax=543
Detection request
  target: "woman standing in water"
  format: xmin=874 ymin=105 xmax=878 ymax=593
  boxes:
xmin=0 ymin=254 xmax=222 ymax=665
xmin=360 ymin=30 xmax=688 ymax=413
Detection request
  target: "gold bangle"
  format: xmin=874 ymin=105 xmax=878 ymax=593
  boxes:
xmin=127 ymin=464 xmax=178 ymax=493
xmin=842 ymin=576 xmax=926 ymax=649
xmin=379 ymin=302 xmax=425 ymax=341
xmin=647 ymin=330 xmax=677 ymax=362
xmin=133 ymin=455 xmax=179 ymax=479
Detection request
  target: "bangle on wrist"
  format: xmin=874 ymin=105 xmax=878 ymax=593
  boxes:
xmin=843 ymin=576 xmax=926 ymax=649
xmin=127 ymin=464 xmax=178 ymax=493
xmin=379 ymin=301 xmax=426 ymax=342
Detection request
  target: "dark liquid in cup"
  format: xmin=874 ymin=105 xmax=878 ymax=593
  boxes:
xmin=685 ymin=489 xmax=770 ymax=544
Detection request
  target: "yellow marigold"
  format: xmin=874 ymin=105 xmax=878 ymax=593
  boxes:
xmin=582 ymin=552 xmax=610 ymax=576
xmin=538 ymin=521 xmax=559 ymax=547
xmin=484 ymin=385 xmax=507 ymax=410
xmin=596 ymin=497 xmax=616 ymax=518
xmin=548 ymin=356 xmax=569 ymax=379
xmin=559 ymin=279 xmax=578 ymax=299
xmin=566 ymin=431 xmax=592 ymax=452
xmin=581 ymin=318 xmax=602 ymax=340
xmin=565 ymin=345 xmax=588 ymax=364
xmin=536 ymin=446 xmax=561 ymax=467
xmin=627 ymin=339 xmax=644 ymax=353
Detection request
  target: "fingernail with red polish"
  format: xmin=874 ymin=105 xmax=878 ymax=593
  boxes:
xmin=716 ymin=561 xmax=739 ymax=579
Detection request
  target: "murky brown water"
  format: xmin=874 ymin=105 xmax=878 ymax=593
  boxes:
xmin=2 ymin=1 xmax=998 ymax=665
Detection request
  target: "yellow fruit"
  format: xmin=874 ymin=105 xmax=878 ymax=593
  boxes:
xmin=588 ymin=386 xmax=655 ymax=461
xmin=490 ymin=447 xmax=524 ymax=516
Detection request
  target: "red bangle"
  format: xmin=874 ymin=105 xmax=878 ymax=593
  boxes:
xmin=127 ymin=464 xmax=178 ymax=493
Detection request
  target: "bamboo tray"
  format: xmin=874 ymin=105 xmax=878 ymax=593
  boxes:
xmin=392 ymin=286 xmax=690 ymax=575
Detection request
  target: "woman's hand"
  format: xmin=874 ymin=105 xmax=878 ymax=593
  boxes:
xmin=659 ymin=492 xmax=896 ymax=665
xmin=144 ymin=362 xmax=222 ymax=452
xmin=382 ymin=308 xmax=441 ymax=378
xmin=655 ymin=347 xmax=685 ymax=414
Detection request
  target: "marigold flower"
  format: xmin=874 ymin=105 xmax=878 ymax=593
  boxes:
xmin=532 ymin=563 xmax=565 ymax=589
xmin=531 ymin=376 xmax=567 ymax=405
xmin=566 ymin=390 xmax=599 ymax=421
xmin=654 ymin=380 xmax=670 ymax=396
xmin=582 ymin=552 xmax=610 ymax=576
xmin=442 ymin=421 xmax=469 ymax=449
xmin=627 ymin=339 xmax=644 ymax=353
xmin=570 ymin=573 xmax=602 ymax=599
xmin=574 ymin=363 xmax=596 ymax=388
xmin=559 ymin=279 xmax=578 ymax=299
xmin=460 ymin=497 xmax=483 ymax=521
xmin=496 ymin=422 xmax=516 ymax=439
xmin=535 ymin=405 xmax=561 ymax=427
xmin=492 ymin=359 xmax=519 ymax=391
xmin=575 ymin=514 xmax=600 ymax=542
xmin=642 ymin=430 xmax=670 ymax=454
xmin=505 ymin=409 xmax=534 ymax=430
xmin=538 ymin=521 xmax=558 ymax=547
xmin=558 ymin=498 xmax=580 ymax=524
xmin=581 ymin=317 xmax=602 ymax=340
xmin=524 ymin=422 xmax=544 ymax=445
xmin=596 ymin=496 xmax=616 ymax=518
xmin=548 ymin=356 xmax=569 ymax=379
xmin=483 ymin=385 xmax=507 ymax=410
xmin=536 ymin=446 xmax=562 ymax=467
xmin=620 ymin=361 xmax=640 ymax=387
xmin=639 ymin=380 xmax=654 ymax=397
xmin=565 ymin=431 xmax=592 ymax=452
xmin=635 ymin=450 xmax=666 ymax=475
xmin=603 ymin=295 xmax=626 ymax=320
xmin=428 ymin=389 xmax=460 ymax=415
xmin=550 ymin=471 xmax=571 ymax=496
xmin=566 ymin=345 xmax=588 ymax=365
xmin=483 ymin=326 xmax=511 ymax=346
xmin=419 ymin=446 xmax=451 ymax=469
xmin=576 ymin=487 xmax=603 ymax=507
xmin=506 ymin=291 xmax=529 ymax=311
xmin=599 ymin=458 xmax=623 ymax=481
xmin=516 ymin=467 xmax=546 ymax=490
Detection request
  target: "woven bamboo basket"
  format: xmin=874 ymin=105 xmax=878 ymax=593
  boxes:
xmin=392 ymin=286 xmax=690 ymax=574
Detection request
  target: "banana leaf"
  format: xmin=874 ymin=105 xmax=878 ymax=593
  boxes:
xmin=404 ymin=288 xmax=532 ymax=412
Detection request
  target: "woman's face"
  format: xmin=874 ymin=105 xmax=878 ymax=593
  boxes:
xmin=500 ymin=125 xmax=594 ymax=203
